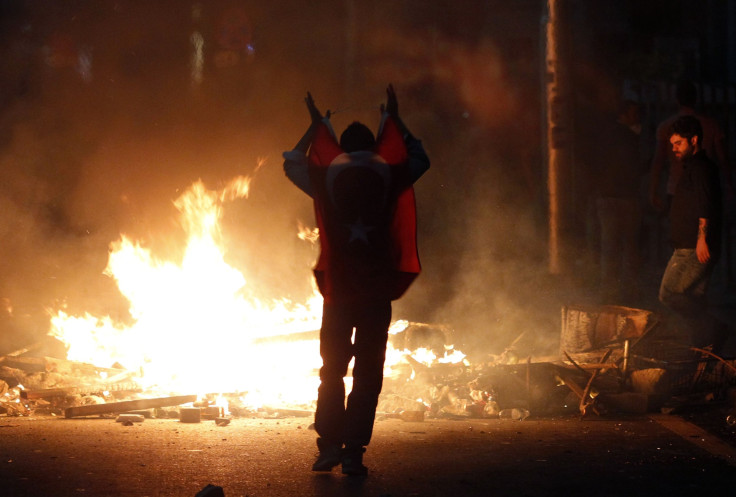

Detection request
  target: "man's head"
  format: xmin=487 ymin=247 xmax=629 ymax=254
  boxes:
xmin=340 ymin=122 xmax=376 ymax=153
xmin=669 ymin=115 xmax=703 ymax=160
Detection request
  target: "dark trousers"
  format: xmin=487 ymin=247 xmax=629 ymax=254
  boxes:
xmin=314 ymin=299 xmax=391 ymax=448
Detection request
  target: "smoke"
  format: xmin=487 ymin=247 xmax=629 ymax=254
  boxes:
xmin=0 ymin=1 xmax=566 ymax=359
xmin=358 ymin=23 xmax=561 ymax=357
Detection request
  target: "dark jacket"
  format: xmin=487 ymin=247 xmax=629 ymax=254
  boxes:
xmin=669 ymin=150 xmax=721 ymax=250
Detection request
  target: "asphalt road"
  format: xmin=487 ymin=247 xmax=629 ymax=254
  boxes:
xmin=1 ymin=413 xmax=735 ymax=497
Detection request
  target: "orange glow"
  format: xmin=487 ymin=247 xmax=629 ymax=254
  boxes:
xmin=48 ymin=177 xmax=464 ymax=409
xmin=49 ymin=177 xmax=323 ymax=405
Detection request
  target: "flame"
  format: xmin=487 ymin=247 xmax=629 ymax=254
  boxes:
xmin=50 ymin=177 xmax=323 ymax=404
xmin=48 ymin=176 xmax=464 ymax=409
xmin=297 ymin=221 xmax=319 ymax=244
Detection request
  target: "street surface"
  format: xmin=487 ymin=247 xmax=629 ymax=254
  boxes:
xmin=1 ymin=413 xmax=735 ymax=497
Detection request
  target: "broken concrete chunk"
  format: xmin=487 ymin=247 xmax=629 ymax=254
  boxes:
xmin=398 ymin=410 xmax=425 ymax=422
xmin=179 ymin=407 xmax=201 ymax=423
xmin=215 ymin=417 xmax=231 ymax=426
xmin=116 ymin=414 xmax=144 ymax=423
xmin=196 ymin=484 xmax=225 ymax=497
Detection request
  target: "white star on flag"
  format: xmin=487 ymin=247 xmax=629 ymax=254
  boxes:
xmin=347 ymin=218 xmax=374 ymax=243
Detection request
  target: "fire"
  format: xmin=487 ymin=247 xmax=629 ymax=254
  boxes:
xmin=49 ymin=177 xmax=323 ymax=406
xmin=48 ymin=176 xmax=465 ymax=410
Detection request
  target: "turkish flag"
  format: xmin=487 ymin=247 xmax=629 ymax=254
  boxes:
xmin=308 ymin=117 xmax=420 ymax=302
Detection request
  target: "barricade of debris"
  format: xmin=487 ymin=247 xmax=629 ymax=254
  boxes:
xmin=376 ymin=306 xmax=736 ymax=420
xmin=2 ymin=306 xmax=734 ymax=422
xmin=0 ymin=341 xmax=145 ymax=417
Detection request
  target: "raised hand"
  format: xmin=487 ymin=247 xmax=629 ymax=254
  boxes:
xmin=305 ymin=92 xmax=323 ymax=123
xmin=385 ymin=84 xmax=398 ymax=117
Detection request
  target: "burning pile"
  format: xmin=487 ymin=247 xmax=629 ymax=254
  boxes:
xmin=47 ymin=176 xmax=325 ymax=404
xmin=0 ymin=177 xmax=473 ymax=419
xmin=2 ymin=178 xmax=734 ymax=422
xmin=0 ymin=321 xmax=560 ymax=421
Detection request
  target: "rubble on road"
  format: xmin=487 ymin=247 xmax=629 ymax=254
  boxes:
xmin=116 ymin=413 xmax=145 ymax=424
xmin=1 ymin=307 xmax=735 ymax=423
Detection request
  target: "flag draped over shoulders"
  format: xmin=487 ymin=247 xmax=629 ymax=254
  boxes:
xmin=307 ymin=116 xmax=420 ymax=302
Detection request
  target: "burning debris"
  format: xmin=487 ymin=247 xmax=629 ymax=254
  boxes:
xmin=2 ymin=307 xmax=736 ymax=424
xmin=1 ymin=181 xmax=734 ymax=424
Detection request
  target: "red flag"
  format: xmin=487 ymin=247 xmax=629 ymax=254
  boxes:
xmin=308 ymin=117 xmax=420 ymax=302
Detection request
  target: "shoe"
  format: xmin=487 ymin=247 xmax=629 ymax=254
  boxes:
xmin=312 ymin=439 xmax=342 ymax=472
xmin=341 ymin=446 xmax=367 ymax=476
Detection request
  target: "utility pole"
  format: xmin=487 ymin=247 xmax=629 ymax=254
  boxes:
xmin=542 ymin=0 xmax=574 ymax=274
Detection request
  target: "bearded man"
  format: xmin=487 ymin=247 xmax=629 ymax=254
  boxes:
xmin=659 ymin=115 xmax=722 ymax=347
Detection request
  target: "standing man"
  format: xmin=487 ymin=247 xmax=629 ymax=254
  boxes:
xmin=659 ymin=115 xmax=721 ymax=347
xmin=283 ymin=85 xmax=429 ymax=476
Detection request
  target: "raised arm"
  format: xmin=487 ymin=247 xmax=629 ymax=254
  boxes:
xmin=384 ymin=84 xmax=411 ymax=139
xmin=383 ymin=84 xmax=429 ymax=183
xmin=292 ymin=92 xmax=324 ymax=152
xmin=283 ymin=92 xmax=327 ymax=197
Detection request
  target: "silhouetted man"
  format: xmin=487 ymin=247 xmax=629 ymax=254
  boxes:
xmin=283 ymin=85 xmax=429 ymax=476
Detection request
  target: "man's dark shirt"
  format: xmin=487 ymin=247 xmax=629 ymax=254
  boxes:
xmin=669 ymin=150 xmax=721 ymax=249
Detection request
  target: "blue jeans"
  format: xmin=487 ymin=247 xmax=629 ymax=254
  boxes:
xmin=659 ymin=248 xmax=714 ymax=318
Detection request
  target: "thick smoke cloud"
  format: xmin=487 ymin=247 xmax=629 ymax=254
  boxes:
xmin=0 ymin=1 xmax=565 ymax=359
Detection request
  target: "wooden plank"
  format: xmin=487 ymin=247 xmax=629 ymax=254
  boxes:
xmin=579 ymin=349 xmax=612 ymax=415
xmin=22 ymin=381 xmax=141 ymax=400
xmin=556 ymin=371 xmax=602 ymax=416
xmin=64 ymin=395 xmax=197 ymax=418
xmin=42 ymin=357 xmax=130 ymax=376
xmin=0 ymin=356 xmax=130 ymax=376
xmin=0 ymin=356 xmax=46 ymax=373
xmin=0 ymin=342 xmax=44 ymax=362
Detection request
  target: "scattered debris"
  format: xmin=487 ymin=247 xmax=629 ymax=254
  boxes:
xmin=116 ymin=414 xmax=145 ymax=424
xmin=196 ymin=484 xmax=225 ymax=497
xmin=201 ymin=406 xmax=224 ymax=420
xmin=398 ymin=410 xmax=424 ymax=422
xmin=1 ymin=308 xmax=734 ymax=423
xmin=179 ymin=406 xmax=202 ymax=423
xmin=215 ymin=417 xmax=231 ymax=426
xmin=498 ymin=408 xmax=530 ymax=420
xmin=65 ymin=395 xmax=197 ymax=418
